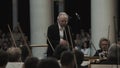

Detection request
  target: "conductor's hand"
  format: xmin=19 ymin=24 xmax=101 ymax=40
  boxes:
xmin=59 ymin=39 xmax=68 ymax=46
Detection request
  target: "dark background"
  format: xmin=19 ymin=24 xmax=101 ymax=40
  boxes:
xmin=0 ymin=0 xmax=12 ymax=32
xmin=54 ymin=0 xmax=91 ymax=34
xmin=0 ymin=0 xmax=30 ymax=38
xmin=64 ymin=0 xmax=91 ymax=34
xmin=0 ymin=0 xmax=119 ymax=40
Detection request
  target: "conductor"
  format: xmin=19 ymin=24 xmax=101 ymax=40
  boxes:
xmin=46 ymin=12 xmax=74 ymax=57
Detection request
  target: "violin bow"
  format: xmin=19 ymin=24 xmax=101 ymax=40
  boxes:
xmin=7 ymin=24 xmax=17 ymax=47
xmin=67 ymin=25 xmax=78 ymax=68
xmin=114 ymin=16 xmax=119 ymax=66
xmin=64 ymin=28 xmax=70 ymax=49
xmin=46 ymin=35 xmax=55 ymax=52
xmin=17 ymin=24 xmax=32 ymax=56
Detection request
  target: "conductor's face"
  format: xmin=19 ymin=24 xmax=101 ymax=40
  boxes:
xmin=58 ymin=15 xmax=68 ymax=27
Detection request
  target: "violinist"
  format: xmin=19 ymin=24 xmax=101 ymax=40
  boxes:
xmin=7 ymin=24 xmax=32 ymax=62
xmin=94 ymin=38 xmax=110 ymax=60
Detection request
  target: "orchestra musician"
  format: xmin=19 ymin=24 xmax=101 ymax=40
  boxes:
xmin=100 ymin=43 xmax=120 ymax=64
xmin=94 ymin=38 xmax=110 ymax=58
xmin=7 ymin=24 xmax=32 ymax=62
xmin=89 ymin=38 xmax=110 ymax=63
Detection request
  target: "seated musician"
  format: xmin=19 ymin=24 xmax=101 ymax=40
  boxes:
xmin=6 ymin=47 xmax=22 ymax=62
xmin=60 ymin=51 xmax=75 ymax=68
xmin=100 ymin=43 xmax=120 ymax=64
xmin=81 ymin=41 xmax=90 ymax=57
xmin=74 ymin=50 xmax=87 ymax=68
xmin=94 ymin=38 xmax=110 ymax=60
xmin=53 ymin=44 xmax=69 ymax=60
xmin=23 ymin=57 xmax=39 ymax=68
xmin=0 ymin=50 xmax=8 ymax=68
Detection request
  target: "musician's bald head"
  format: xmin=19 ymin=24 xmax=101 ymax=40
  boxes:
xmin=7 ymin=47 xmax=22 ymax=62
xmin=107 ymin=44 xmax=120 ymax=60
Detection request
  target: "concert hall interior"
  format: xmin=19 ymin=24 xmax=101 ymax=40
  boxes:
xmin=0 ymin=0 xmax=120 ymax=68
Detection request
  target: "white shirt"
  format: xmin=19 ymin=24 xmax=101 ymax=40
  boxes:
xmin=58 ymin=23 xmax=64 ymax=39
xmin=81 ymin=48 xmax=90 ymax=56
xmin=6 ymin=62 xmax=23 ymax=68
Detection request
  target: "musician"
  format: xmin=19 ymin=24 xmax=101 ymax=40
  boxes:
xmin=12 ymin=26 xmax=22 ymax=46
xmin=100 ymin=43 xmax=120 ymax=64
xmin=0 ymin=49 xmax=8 ymax=68
xmin=6 ymin=47 xmax=22 ymax=62
xmin=46 ymin=12 xmax=75 ymax=57
xmin=94 ymin=38 xmax=110 ymax=59
xmin=60 ymin=51 xmax=74 ymax=68
xmin=81 ymin=41 xmax=90 ymax=57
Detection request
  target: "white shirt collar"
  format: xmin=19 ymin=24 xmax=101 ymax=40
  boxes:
xmin=58 ymin=23 xmax=65 ymax=30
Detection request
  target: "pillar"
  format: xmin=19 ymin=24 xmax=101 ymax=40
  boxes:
xmin=30 ymin=0 xmax=53 ymax=58
xmin=58 ymin=0 xmax=64 ymax=12
xmin=91 ymin=0 xmax=117 ymax=56
xmin=12 ymin=0 xmax=18 ymax=29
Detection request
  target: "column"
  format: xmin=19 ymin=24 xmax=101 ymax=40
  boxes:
xmin=30 ymin=0 xmax=53 ymax=58
xmin=12 ymin=0 xmax=18 ymax=29
xmin=58 ymin=0 xmax=64 ymax=12
xmin=91 ymin=0 xmax=117 ymax=56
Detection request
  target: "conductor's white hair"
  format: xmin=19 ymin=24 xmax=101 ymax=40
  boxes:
xmin=57 ymin=12 xmax=68 ymax=20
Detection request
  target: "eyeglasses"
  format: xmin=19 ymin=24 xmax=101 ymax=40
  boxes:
xmin=101 ymin=44 xmax=109 ymax=45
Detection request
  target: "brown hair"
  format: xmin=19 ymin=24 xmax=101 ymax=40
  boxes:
xmin=99 ymin=38 xmax=110 ymax=48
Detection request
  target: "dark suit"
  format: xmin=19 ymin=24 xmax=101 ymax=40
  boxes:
xmin=94 ymin=49 xmax=103 ymax=56
xmin=46 ymin=23 xmax=74 ymax=57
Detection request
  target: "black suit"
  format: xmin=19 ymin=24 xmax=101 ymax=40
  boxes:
xmin=46 ymin=23 xmax=74 ymax=57
xmin=94 ymin=49 xmax=103 ymax=56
